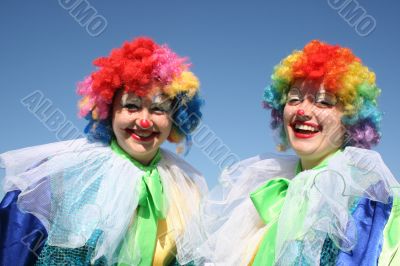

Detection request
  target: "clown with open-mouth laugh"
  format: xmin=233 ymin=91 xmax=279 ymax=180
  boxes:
xmin=195 ymin=40 xmax=400 ymax=266
xmin=0 ymin=37 xmax=207 ymax=266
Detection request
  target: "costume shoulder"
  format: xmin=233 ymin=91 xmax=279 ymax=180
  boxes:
xmin=340 ymin=146 xmax=399 ymax=191
xmin=159 ymin=148 xmax=208 ymax=194
xmin=217 ymin=152 xmax=298 ymax=199
xmin=343 ymin=148 xmax=400 ymax=265
xmin=0 ymin=138 xmax=148 ymax=263
xmin=160 ymin=148 xmax=202 ymax=175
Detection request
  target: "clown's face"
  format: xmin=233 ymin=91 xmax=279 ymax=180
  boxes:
xmin=283 ymin=79 xmax=345 ymax=169
xmin=112 ymin=89 xmax=173 ymax=165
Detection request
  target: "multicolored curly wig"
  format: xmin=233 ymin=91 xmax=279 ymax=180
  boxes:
xmin=77 ymin=37 xmax=203 ymax=153
xmin=263 ymin=40 xmax=381 ymax=150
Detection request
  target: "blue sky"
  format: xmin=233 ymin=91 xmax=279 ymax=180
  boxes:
xmin=0 ymin=0 xmax=399 ymax=187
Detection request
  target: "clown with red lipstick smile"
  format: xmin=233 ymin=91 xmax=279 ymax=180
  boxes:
xmin=0 ymin=37 xmax=207 ymax=266
xmin=284 ymin=78 xmax=346 ymax=170
xmin=197 ymin=40 xmax=400 ymax=266
xmin=113 ymin=91 xmax=175 ymax=165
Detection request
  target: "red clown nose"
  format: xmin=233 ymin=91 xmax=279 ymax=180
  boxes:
xmin=139 ymin=119 xmax=151 ymax=129
xmin=297 ymin=109 xmax=305 ymax=116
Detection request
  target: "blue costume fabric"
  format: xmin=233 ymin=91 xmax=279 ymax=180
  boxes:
xmin=0 ymin=190 xmax=47 ymax=266
xmin=335 ymin=197 xmax=393 ymax=265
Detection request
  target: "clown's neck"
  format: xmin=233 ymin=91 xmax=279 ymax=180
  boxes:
xmin=299 ymin=149 xmax=342 ymax=171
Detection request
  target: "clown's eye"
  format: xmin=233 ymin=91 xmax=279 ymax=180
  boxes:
xmin=121 ymin=93 xmax=142 ymax=111
xmin=287 ymin=96 xmax=301 ymax=104
xmin=123 ymin=103 xmax=140 ymax=111
xmin=315 ymin=92 xmax=337 ymax=107
xmin=287 ymin=88 xmax=303 ymax=105
xmin=151 ymin=106 xmax=167 ymax=114
xmin=315 ymin=100 xmax=334 ymax=107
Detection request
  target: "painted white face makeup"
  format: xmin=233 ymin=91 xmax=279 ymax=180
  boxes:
xmin=283 ymin=79 xmax=345 ymax=170
xmin=112 ymin=89 xmax=173 ymax=165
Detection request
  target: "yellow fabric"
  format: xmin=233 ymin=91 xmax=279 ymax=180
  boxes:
xmin=152 ymin=175 xmax=202 ymax=265
xmin=153 ymin=219 xmax=176 ymax=266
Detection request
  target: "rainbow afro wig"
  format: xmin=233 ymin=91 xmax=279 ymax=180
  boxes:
xmin=263 ymin=40 xmax=381 ymax=150
xmin=77 ymin=37 xmax=203 ymax=153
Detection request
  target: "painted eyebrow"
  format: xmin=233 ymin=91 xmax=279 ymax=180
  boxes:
xmin=121 ymin=93 xmax=173 ymax=107
xmin=150 ymin=100 xmax=173 ymax=113
xmin=287 ymin=88 xmax=302 ymax=97
xmin=121 ymin=94 xmax=142 ymax=106
xmin=315 ymin=92 xmax=337 ymax=103
xmin=151 ymin=93 xmax=171 ymax=103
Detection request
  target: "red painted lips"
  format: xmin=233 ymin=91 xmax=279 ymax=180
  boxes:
xmin=125 ymin=128 xmax=160 ymax=142
xmin=290 ymin=121 xmax=321 ymax=139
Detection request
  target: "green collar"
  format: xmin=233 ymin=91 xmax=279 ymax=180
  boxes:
xmin=110 ymin=139 xmax=162 ymax=171
xmin=112 ymin=139 xmax=165 ymax=265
